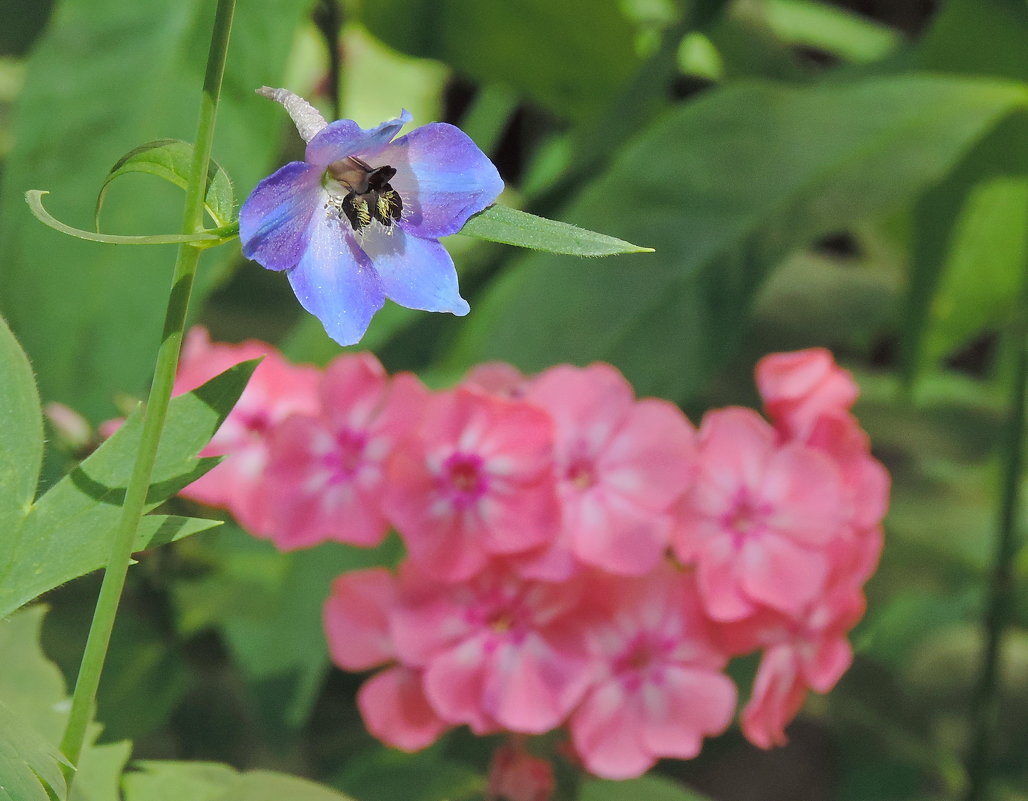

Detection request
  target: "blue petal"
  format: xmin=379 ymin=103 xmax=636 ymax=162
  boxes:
xmin=377 ymin=123 xmax=504 ymax=239
xmin=359 ymin=226 xmax=470 ymax=316
xmin=239 ymin=162 xmax=323 ymax=271
xmin=287 ymin=215 xmax=386 ymax=346
xmin=305 ymin=110 xmax=413 ymax=168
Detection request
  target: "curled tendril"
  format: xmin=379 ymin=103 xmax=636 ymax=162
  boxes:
xmin=26 ymin=190 xmax=238 ymax=249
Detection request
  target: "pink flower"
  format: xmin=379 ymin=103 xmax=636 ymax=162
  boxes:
xmin=258 ymin=353 xmax=428 ymax=550
xmin=516 ymin=364 xmax=696 ymax=578
xmin=383 ymin=388 xmax=561 ymax=582
xmin=671 ymin=407 xmax=848 ymax=621
xmin=568 ymin=567 xmax=736 ymax=779
xmin=389 ymin=561 xmax=595 ymax=734
xmin=756 ymin=348 xmax=858 ymax=440
xmin=323 ymin=569 xmax=449 ymax=751
xmin=463 ymin=362 xmax=531 ymax=399
xmin=174 ymin=327 xmax=319 ymax=534
xmin=487 ymin=741 xmax=555 ymax=801
xmin=729 ymin=568 xmax=867 ymax=749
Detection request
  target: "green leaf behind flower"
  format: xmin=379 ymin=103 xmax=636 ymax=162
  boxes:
xmin=459 ymin=205 xmax=653 ymax=256
xmin=95 ymin=138 xmax=236 ymax=230
xmin=446 ymin=74 xmax=1028 ymax=403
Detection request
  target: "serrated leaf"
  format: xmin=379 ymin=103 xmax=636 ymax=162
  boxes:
xmin=95 ymin=139 xmax=235 ymax=230
xmin=0 ymin=361 xmax=255 ymax=620
xmin=459 ymin=205 xmax=653 ymax=256
xmin=0 ymin=314 xmax=43 ymax=576
xmin=445 ymin=74 xmax=1028 ymax=402
xmin=0 ymin=701 xmax=68 ymax=801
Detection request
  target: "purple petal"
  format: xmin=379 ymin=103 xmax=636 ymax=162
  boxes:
xmin=239 ymin=162 xmax=323 ymax=271
xmin=359 ymin=227 xmax=470 ymax=316
xmin=378 ymin=123 xmax=504 ymax=238
xmin=287 ymin=215 xmax=386 ymax=346
xmin=305 ymin=110 xmax=413 ymax=168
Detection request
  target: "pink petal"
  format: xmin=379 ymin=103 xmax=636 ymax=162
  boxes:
xmin=484 ymin=632 xmax=592 ymax=733
xmin=570 ymin=681 xmax=655 ymax=780
xmin=323 ymin=569 xmax=397 ymax=670
xmin=357 ymin=666 xmax=449 ymax=751
xmin=740 ymin=534 xmax=828 ymax=615
xmin=600 ymin=399 xmax=696 ymax=508
xmin=641 ymin=666 xmax=737 ymax=757
xmin=760 ymin=444 xmax=845 ymax=546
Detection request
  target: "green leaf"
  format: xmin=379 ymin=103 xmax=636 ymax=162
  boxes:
xmin=27 ymin=190 xmax=228 ymax=247
xmin=95 ymin=139 xmax=235 ymax=230
xmin=358 ymin=0 xmax=640 ymax=122
xmin=122 ymin=763 xmax=359 ymax=801
xmin=0 ymin=0 xmax=317 ymax=422
xmin=0 ymin=607 xmax=69 ymax=801
xmin=0 ymin=701 xmax=68 ymax=801
xmin=900 ymin=0 xmax=1028 ymax=385
xmin=0 ymin=607 xmax=68 ymax=743
xmin=70 ymin=741 xmax=132 ymax=801
xmin=580 ymin=775 xmax=714 ymax=801
xmin=445 ymin=74 xmax=1028 ymax=402
xmin=335 ymin=746 xmax=485 ymax=801
xmin=216 ymin=771 xmax=359 ymax=801
xmin=459 ymin=205 xmax=653 ymax=256
xmin=922 ymin=175 xmax=1028 ymax=368
xmin=0 ymin=314 xmax=43 ymax=575
xmin=0 ymin=361 xmax=255 ymax=620
xmin=122 ymin=761 xmax=237 ymax=801
xmin=762 ymin=0 xmax=902 ymax=64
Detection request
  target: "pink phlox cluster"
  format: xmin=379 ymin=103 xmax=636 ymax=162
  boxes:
xmin=167 ymin=332 xmax=888 ymax=777
xmin=165 ymin=327 xmax=320 ymax=534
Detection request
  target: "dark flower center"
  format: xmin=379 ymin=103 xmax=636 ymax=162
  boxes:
xmin=326 ymin=156 xmax=403 ymax=233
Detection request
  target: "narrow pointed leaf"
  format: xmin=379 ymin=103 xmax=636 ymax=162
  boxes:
xmin=95 ymin=139 xmax=236 ymax=230
xmin=459 ymin=205 xmax=653 ymax=256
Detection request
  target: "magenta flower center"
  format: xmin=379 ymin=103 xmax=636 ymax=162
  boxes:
xmin=241 ymin=409 xmax=272 ymax=436
xmin=442 ymin=452 xmax=488 ymax=507
xmin=724 ymin=491 xmax=770 ymax=540
xmin=614 ymin=633 xmax=671 ymax=691
xmin=566 ymin=456 xmax=596 ymax=490
xmin=323 ymin=428 xmax=367 ymax=481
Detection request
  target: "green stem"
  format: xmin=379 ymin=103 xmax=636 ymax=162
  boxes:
xmin=963 ymin=220 xmax=1028 ymax=801
xmin=58 ymin=0 xmax=236 ymax=779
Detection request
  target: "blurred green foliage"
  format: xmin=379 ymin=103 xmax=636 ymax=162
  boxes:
xmin=1 ymin=0 xmax=1027 ymax=800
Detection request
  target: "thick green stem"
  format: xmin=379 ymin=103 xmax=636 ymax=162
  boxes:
xmin=58 ymin=0 xmax=236 ymax=779
xmin=963 ymin=221 xmax=1028 ymax=801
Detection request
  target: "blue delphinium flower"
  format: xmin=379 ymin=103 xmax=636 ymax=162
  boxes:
xmin=239 ymin=87 xmax=503 ymax=346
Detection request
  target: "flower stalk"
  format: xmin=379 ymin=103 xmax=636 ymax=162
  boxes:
xmin=963 ymin=216 xmax=1028 ymax=801
xmin=58 ymin=0 xmax=236 ymax=779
